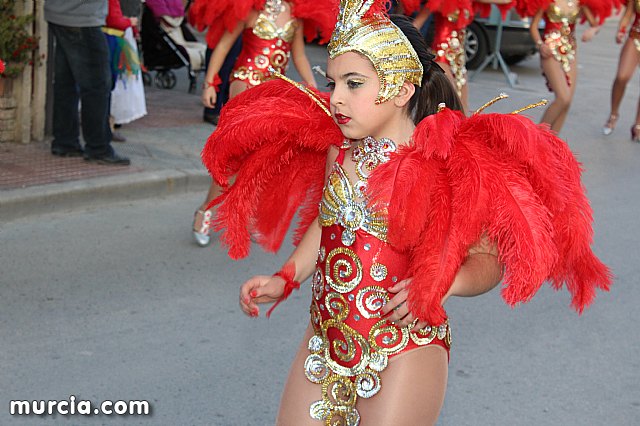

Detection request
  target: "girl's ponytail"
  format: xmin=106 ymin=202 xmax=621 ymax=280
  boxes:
xmin=390 ymin=15 xmax=464 ymax=124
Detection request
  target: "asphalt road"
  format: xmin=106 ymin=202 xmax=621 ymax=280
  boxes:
xmin=1 ymin=19 xmax=639 ymax=426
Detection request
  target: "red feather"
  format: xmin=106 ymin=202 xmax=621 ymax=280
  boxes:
xmin=201 ymin=80 xmax=342 ymax=259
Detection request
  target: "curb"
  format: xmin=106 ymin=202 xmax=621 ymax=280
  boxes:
xmin=0 ymin=168 xmax=210 ymax=223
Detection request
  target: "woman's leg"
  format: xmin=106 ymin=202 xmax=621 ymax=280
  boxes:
xmin=357 ymin=346 xmax=449 ymax=426
xmin=608 ymin=39 xmax=640 ymax=127
xmin=540 ymin=57 xmax=574 ymax=133
xmin=548 ymin=58 xmax=578 ymax=133
xmin=276 ymin=324 xmax=322 ymax=426
xmin=193 ymin=79 xmax=252 ymax=243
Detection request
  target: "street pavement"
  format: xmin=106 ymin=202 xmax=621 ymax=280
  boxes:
xmin=1 ymin=20 xmax=639 ymax=425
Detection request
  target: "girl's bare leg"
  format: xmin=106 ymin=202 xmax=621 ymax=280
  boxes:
xmin=540 ymin=57 xmax=574 ymax=133
xmin=195 ymin=80 xmax=250 ymax=226
xmin=357 ymin=347 xmax=449 ymax=426
xmin=548 ymin=59 xmax=578 ymax=133
xmin=276 ymin=324 xmax=322 ymax=426
xmin=607 ymin=39 xmax=640 ymax=129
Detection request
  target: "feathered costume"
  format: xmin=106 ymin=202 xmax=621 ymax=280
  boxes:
xmin=398 ymin=1 xmax=515 ymax=96
xmin=516 ymin=0 xmax=621 ymax=86
xmin=202 ymin=1 xmax=611 ymax=423
xmin=189 ymin=0 xmax=337 ymax=87
xmin=189 ymin=0 xmax=337 ymax=48
xmin=624 ymin=0 xmax=640 ymax=51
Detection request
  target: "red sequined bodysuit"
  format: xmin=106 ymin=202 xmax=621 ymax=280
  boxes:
xmin=431 ymin=9 xmax=471 ymax=96
xmin=230 ymin=11 xmax=297 ymax=88
xmin=628 ymin=0 xmax=640 ymax=50
xmin=305 ymin=137 xmax=451 ymax=425
xmin=542 ymin=0 xmax=580 ymax=87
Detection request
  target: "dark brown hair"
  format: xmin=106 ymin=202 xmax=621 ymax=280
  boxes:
xmin=390 ymin=14 xmax=464 ymax=123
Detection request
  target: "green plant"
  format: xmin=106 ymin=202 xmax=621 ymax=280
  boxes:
xmin=0 ymin=0 xmax=40 ymax=78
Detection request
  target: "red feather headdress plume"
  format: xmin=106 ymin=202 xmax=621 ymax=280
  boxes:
xmin=201 ymin=79 xmax=343 ymax=260
xmin=189 ymin=0 xmax=338 ymax=48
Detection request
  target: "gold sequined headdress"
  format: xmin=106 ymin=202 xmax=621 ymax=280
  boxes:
xmin=328 ymin=0 xmax=423 ymax=104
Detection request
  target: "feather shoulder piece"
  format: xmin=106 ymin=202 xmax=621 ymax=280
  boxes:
xmin=473 ymin=1 xmax=516 ymax=19
xmin=290 ymin=0 xmax=340 ymax=44
xmin=189 ymin=0 xmax=338 ymax=48
xmin=514 ymin=0 xmax=553 ymax=18
xmin=201 ymin=79 xmax=343 ymax=260
xmin=579 ymin=0 xmax=623 ymax=24
xmin=397 ymin=0 xmax=474 ymax=27
xmin=188 ymin=0 xmax=264 ymax=49
xmin=366 ymin=109 xmax=611 ymax=324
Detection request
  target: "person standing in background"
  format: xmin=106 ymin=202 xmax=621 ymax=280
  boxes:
xmin=109 ymin=0 xmax=148 ymax=136
xmin=45 ymin=0 xmax=130 ymax=165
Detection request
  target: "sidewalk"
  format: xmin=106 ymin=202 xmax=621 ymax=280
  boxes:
xmin=0 ymin=75 xmax=214 ymax=223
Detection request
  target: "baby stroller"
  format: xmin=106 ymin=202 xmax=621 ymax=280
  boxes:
xmin=139 ymin=0 xmax=205 ymax=93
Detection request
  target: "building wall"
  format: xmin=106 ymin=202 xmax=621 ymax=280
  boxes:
xmin=1 ymin=0 xmax=48 ymax=144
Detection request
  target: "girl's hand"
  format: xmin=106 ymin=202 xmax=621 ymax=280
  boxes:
xmin=381 ymin=279 xmax=431 ymax=331
xmin=539 ymin=43 xmax=553 ymax=59
xmin=616 ymin=31 xmax=626 ymax=44
xmin=202 ymin=86 xmax=217 ymax=109
xmin=582 ymin=26 xmax=599 ymax=42
xmin=239 ymin=275 xmax=286 ymax=317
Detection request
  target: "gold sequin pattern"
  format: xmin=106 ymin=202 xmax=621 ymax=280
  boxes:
xmin=252 ymin=14 xmax=297 ymax=42
xmin=325 ymin=248 xmax=363 ymax=293
xmin=436 ymin=29 xmax=467 ymax=97
xmin=319 ymin=164 xmax=389 ymax=244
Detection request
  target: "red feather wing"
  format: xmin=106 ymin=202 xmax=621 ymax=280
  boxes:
xmin=201 ymin=80 xmax=342 ymax=259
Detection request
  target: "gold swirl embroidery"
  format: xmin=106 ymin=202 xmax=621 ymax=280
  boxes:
xmin=355 ymin=286 xmax=388 ymax=319
xmin=325 ymin=247 xmax=363 ymax=294
xmin=369 ymin=321 xmax=410 ymax=355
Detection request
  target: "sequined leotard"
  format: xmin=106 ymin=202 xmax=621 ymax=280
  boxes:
xmin=432 ymin=9 xmax=471 ymax=97
xmin=231 ymin=10 xmax=297 ymax=87
xmin=305 ymin=137 xmax=451 ymax=425
xmin=542 ymin=0 xmax=580 ymax=86
xmin=628 ymin=0 xmax=640 ymax=50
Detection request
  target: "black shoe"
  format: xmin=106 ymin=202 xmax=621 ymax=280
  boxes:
xmin=84 ymin=153 xmax=131 ymax=165
xmin=203 ymin=113 xmax=219 ymax=125
xmin=51 ymin=147 xmax=84 ymax=157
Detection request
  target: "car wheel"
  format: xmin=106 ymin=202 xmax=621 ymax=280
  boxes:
xmin=465 ymin=22 xmax=488 ymax=70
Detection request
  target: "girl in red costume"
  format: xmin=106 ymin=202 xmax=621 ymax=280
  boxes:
xmin=400 ymin=0 xmax=514 ymax=112
xmin=602 ymin=0 xmax=640 ymax=140
xmin=188 ymin=0 xmax=336 ymax=246
xmin=517 ymin=0 xmax=617 ymax=133
xmin=202 ymin=1 xmax=610 ymax=423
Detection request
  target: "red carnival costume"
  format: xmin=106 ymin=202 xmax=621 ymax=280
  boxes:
xmin=202 ymin=1 xmax=611 ymax=423
xmin=516 ymin=0 xmax=620 ymax=86
xmin=399 ymin=1 xmax=515 ymax=96
xmin=189 ymin=0 xmax=336 ymax=87
xmin=628 ymin=0 xmax=640 ymax=50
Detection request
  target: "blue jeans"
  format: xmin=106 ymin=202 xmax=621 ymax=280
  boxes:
xmin=50 ymin=23 xmax=113 ymax=157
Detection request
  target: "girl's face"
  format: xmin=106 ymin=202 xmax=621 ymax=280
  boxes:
xmin=326 ymin=52 xmax=407 ymax=141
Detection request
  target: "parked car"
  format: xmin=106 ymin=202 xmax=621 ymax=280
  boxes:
xmin=465 ymin=8 xmax=540 ymax=69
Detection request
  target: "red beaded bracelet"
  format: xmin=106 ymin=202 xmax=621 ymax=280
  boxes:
xmin=206 ymin=74 xmax=222 ymax=92
xmin=266 ymin=262 xmax=300 ymax=318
